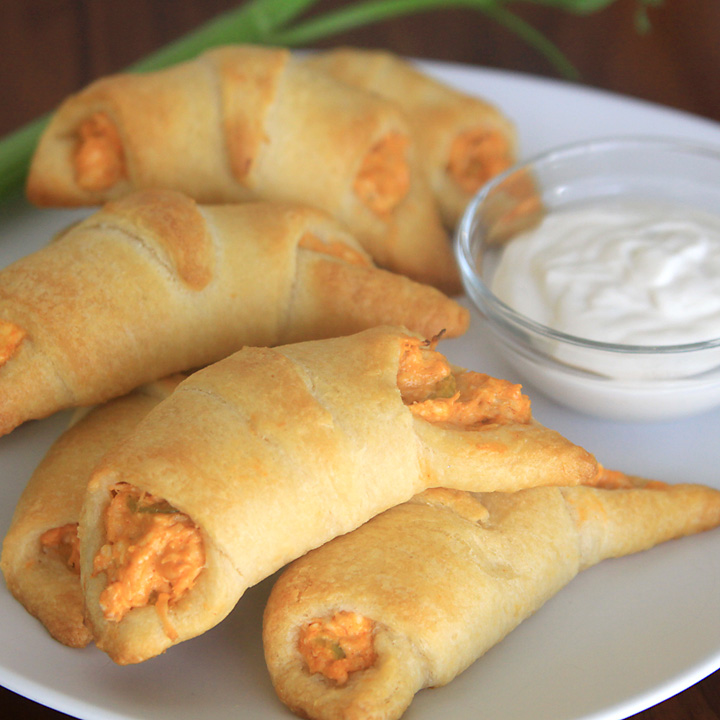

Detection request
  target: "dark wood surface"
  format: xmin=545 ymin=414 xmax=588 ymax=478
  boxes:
xmin=0 ymin=1 xmax=719 ymax=718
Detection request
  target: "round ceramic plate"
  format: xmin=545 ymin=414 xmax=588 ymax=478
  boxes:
xmin=1 ymin=58 xmax=719 ymax=720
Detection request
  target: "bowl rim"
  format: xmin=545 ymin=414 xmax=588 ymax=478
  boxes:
xmin=454 ymin=134 xmax=720 ymax=358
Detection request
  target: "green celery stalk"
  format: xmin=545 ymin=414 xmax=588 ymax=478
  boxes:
xmin=0 ymin=117 xmax=48 ymax=203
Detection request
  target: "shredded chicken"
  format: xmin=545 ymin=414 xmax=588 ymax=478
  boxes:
xmin=40 ymin=523 xmax=81 ymax=574
xmin=92 ymin=482 xmax=205 ymax=639
xmin=74 ymin=112 xmax=126 ymax=191
xmin=298 ymin=611 xmax=377 ymax=684
xmin=396 ymin=335 xmax=454 ymax=405
xmin=354 ymin=132 xmax=410 ymax=217
xmin=397 ymin=336 xmax=531 ymax=427
xmin=447 ymin=127 xmax=512 ymax=194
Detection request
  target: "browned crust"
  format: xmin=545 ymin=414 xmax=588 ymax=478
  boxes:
xmin=285 ymin=251 xmax=469 ymax=343
xmin=26 ymin=45 xmax=459 ymax=293
xmin=211 ymin=45 xmax=289 ymax=183
xmin=0 ymin=379 xmax=182 ymax=647
xmin=304 ymin=47 xmax=519 ymax=228
xmin=97 ymin=189 xmax=214 ymax=290
xmin=264 ymin=480 xmax=720 ymax=720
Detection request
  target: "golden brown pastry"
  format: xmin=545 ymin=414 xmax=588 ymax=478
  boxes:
xmin=26 ymin=45 xmax=460 ymax=292
xmin=78 ymin=326 xmax=596 ymax=665
xmin=0 ymin=377 xmax=181 ymax=648
xmin=0 ymin=189 xmax=469 ymax=438
xmin=263 ymin=474 xmax=720 ymax=720
xmin=304 ymin=47 xmax=518 ymax=228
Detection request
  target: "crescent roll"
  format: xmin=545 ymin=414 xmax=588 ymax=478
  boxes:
xmin=78 ymin=326 xmax=596 ymax=665
xmin=26 ymin=44 xmax=460 ymax=292
xmin=304 ymin=47 xmax=518 ymax=228
xmin=0 ymin=377 xmax=180 ymax=648
xmin=0 ymin=188 xmax=469 ymax=438
xmin=263 ymin=474 xmax=720 ymax=720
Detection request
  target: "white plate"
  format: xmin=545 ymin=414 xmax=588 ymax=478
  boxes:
xmin=1 ymin=59 xmax=720 ymax=720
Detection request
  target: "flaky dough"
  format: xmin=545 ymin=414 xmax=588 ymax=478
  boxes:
xmin=264 ymin=479 xmax=720 ymax=720
xmin=79 ymin=326 xmax=596 ymax=665
xmin=0 ymin=190 xmax=468 ymax=437
xmin=305 ymin=47 xmax=518 ymax=228
xmin=0 ymin=377 xmax=180 ymax=647
xmin=27 ymin=45 xmax=460 ymax=292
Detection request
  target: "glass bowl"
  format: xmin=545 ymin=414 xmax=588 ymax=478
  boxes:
xmin=455 ymin=136 xmax=720 ymax=422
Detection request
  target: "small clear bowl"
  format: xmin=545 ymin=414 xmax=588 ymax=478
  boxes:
xmin=455 ymin=136 xmax=720 ymax=422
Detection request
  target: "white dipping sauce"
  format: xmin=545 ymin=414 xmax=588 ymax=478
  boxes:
xmin=479 ymin=198 xmax=720 ymax=419
xmin=492 ymin=199 xmax=720 ymax=346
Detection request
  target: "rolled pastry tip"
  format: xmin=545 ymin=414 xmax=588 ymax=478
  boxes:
xmin=0 ymin=188 xmax=469 ymax=438
xmin=0 ymin=377 xmax=181 ymax=648
xmin=304 ymin=47 xmax=518 ymax=229
xmin=26 ymin=44 xmax=460 ymax=293
xmin=263 ymin=474 xmax=720 ymax=720
xmin=78 ymin=326 xmax=597 ymax=665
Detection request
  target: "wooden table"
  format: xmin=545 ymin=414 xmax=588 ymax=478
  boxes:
xmin=0 ymin=1 xmax=719 ymax=718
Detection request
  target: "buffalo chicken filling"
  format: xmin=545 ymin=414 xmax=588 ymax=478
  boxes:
xmin=298 ymin=611 xmax=377 ymax=685
xmin=397 ymin=335 xmax=531 ymax=427
xmin=73 ymin=112 xmax=127 ymax=191
xmin=353 ymin=132 xmax=410 ymax=218
xmin=40 ymin=523 xmax=81 ymax=573
xmin=447 ymin=127 xmax=513 ymax=194
xmin=92 ymin=482 xmax=205 ymax=639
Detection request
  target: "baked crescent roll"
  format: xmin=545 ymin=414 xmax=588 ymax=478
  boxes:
xmin=0 ymin=377 xmax=181 ymax=648
xmin=78 ymin=326 xmax=596 ymax=665
xmin=26 ymin=45 xmax=460 ymax=292
xmin=0 ymin=188 xmax=469 ymax=438
xmin=304 ymin=47 xmax=518 ymax=228
xmin=263 ymin=474 xmax=720 ymax=720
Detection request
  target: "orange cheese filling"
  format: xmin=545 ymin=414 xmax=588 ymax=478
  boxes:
xmin=397 ymin=336 xmax=531 ymax=427
xmin=354 ymin=132 xmax=410 ymax=217
xmin=74 ymin=112 xmax=126 ymax=191
xmin=0 ymin=320 xmax=26 ymax=368
xmin=298 ymin=611 xmax=376 ymax=685
xmin=40 ymin=523 xmax=81 ymax=574
xmin=447 ymin=127 xmax=513 ymax=194
xmin=298 ymin=232 xmax=371 ymax=267
xmin=92 ymin=482 xmax=204 ymax=639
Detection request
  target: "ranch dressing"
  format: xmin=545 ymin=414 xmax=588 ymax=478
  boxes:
xmin=490 ymin=199 xmax=720 ymax=381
